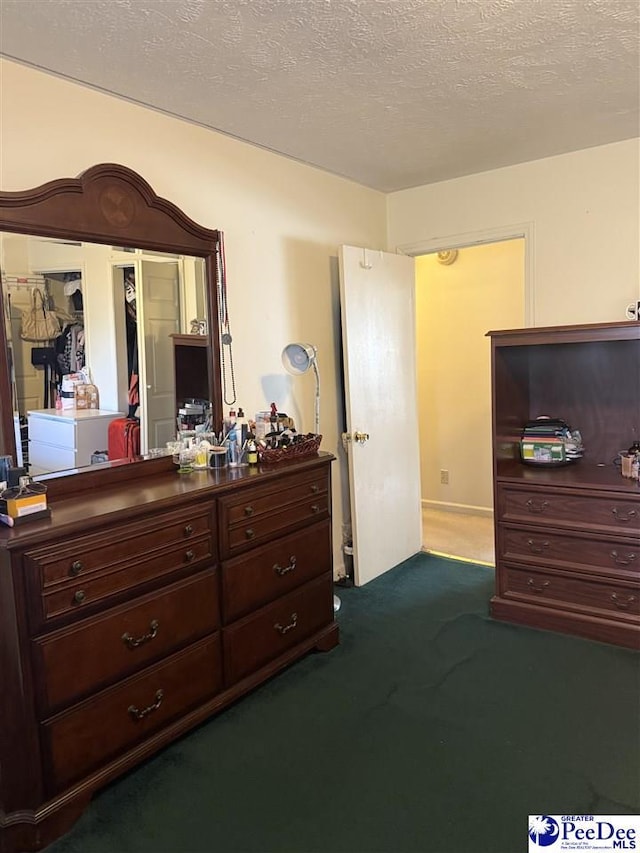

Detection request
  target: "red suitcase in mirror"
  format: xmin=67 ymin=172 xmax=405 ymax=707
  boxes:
xmin=107 ymin=417 xmax=140 ymax=461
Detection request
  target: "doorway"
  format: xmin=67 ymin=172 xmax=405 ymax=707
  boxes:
xmin=415 ymin=238 xmax=526 ymax=565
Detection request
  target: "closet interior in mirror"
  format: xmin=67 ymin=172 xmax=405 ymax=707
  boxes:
xmin=0 ymin=164 xmax=223 ymax=483
xmin=3 ymin=235 xmax=207 ymax=475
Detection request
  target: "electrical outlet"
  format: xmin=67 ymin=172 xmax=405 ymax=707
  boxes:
xmin=440 ymin=469 xmax=449 ymax=485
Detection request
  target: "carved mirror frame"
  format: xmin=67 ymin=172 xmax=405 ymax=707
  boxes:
xmin=0 ymin=163 xmax=223 ymax=482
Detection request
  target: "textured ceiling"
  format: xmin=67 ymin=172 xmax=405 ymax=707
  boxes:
xmin=1 ymin=0 xmax=639 ymax=191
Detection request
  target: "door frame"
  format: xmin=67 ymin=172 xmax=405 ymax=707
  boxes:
xmin=393 ymin=222 xmax=532 ymax=562
xmin=393 ymin=220 xmax=535 ymax=326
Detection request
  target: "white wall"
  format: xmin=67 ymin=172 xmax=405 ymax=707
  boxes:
xmin=388 ymin=140 xmax=640 ymax=326
xmin=0 ymin=59 xmax=387 ymax=577
xmin=416 ymin=241 xmax=524 ymax=513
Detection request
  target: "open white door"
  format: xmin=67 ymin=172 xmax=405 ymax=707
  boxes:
xmin=139 ymin=260 xmax=180 ymax=452
xmin=339 ymin=246 xmax=422 ymax=586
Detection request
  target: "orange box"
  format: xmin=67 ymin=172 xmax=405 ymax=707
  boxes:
xmin=6 ymin=493 xmax=48 ymax=518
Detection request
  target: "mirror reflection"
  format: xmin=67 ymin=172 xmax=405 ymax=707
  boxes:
xmin=1 ymin=232 xmax=208 ymax=478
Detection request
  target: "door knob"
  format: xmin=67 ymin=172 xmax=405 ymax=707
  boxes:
xmin=343 ymin=431 xmax=370 ymax=446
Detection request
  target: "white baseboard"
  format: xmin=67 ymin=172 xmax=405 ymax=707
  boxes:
xmin=422 ymin=499 xmax=493 ymax=519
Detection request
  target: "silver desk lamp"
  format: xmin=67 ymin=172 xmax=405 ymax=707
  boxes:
xmin=282 ymin=343 xmax=340 ymax=613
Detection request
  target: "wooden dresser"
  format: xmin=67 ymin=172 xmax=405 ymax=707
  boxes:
xmin=488 ymin=321 xmax=640 ymax=650
xmin=0 ymin=453 xmax=338 ymax=853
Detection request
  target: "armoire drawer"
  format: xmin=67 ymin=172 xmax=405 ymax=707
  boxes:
xmin=42 ymin=634 xmax=222 ymax=792
xmin=222 ymin=520 xmax=331 ymax=623
xmin=502 ymin=565 xmax=640 ymax=622
xmin=223 ymin=574 xmax=333 ymax=684
xmin=38 ymin=536 xmax=213 ymax=624
xmin=499 ymin=524 xmax=640 ymax=581
xmin=26 ymin=503 xmax=215 ymax=588
xmin=33 ymin=569 xmax=219 ymax=713
xmin=497 ymin=485 xmax=639 ymax=535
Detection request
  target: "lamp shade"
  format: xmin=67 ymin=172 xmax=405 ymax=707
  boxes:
xmin=282 ymin=343 xmax=317 ymax=375
xmin=281 ymin=342 xmax=320 ymax=436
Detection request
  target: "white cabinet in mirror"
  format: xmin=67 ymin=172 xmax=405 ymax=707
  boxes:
xmin=1 ymin=232 xmax=208 ymax=478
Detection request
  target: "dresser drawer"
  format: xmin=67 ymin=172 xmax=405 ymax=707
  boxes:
xmin=42 ymin=634 xmax=222 ymax=792
xmin=497 ymin=485 xmax=640 ymax=535
xmin=218 ymin=469 xmax=329 ymax=558
xmin=499 ymin=524 xmax=640 ymax=581
xmin=223 ymin=574 xmax=333 ymax=684
xmin=222 ymin=521 xmax=331 ymax=623
xmin=220 ymin=469 xmax=328 ymax=527
xmin=502 ymin=565 xmax=640 ymax=622
xmin=28 ymin=415 xmax=75 ymax=448
xmin=221 ymin=497 xmax=329 ymax=558
xmin=33 ymin=570 xmax=219 ymax=713
xmin=26 ymin=504 xmax=215 ymax=589
xmin=39 ymin=536 xmax=213 ymax=623
xmin=29 ymin=442 xmax=77 ymax=473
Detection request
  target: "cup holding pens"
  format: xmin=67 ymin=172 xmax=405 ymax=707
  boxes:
xmin=228 ymin=441 xmax=248 ymax=468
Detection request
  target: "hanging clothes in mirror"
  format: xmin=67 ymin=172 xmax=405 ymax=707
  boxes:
xmin=63 ymin=271 xmax=83 ymax=312
xmin=124 ymin=267 xmax=139 ymax=418
xmin=54 ymin=322 xmax=85 ymax=376
xmin=38 ymin=271 xmax=85 ymax=385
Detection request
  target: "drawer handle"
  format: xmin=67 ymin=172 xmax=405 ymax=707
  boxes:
xmin=611 ymin=507 xmax=638 ymax=523
xmin=185 ymin=549 xmax=195 ymax=562
xmin=274 ymin=612 xmax=298 ymax=635
xmin=274 ymin=556 xmax=297 ymax=576
xmin=310 ymin=504 xmax=320 ymax=514
xmin=69 ymin=560 xmax=83 ymax=576
xmin=527 ymin=578 xmax=550 ymax=593
xmin=310 ymin=484 xmax=320 ymax=494
xmin=184 ymin=524 xmax=194 ymax=536
xmin=527 ymin=539 xmax=549 ymax=554
xmin=611 ymin=593 xmax=637 ymax=611
xmin=244 ymin=505 xmax=254 ymax=517
xmin=610 ymin=550 xmax=637 ymax=567
xmin=245 ymin=528 xmax=255 ymax=540
xmin=122 ymin=619 xmax=159 ymax=649
xmin=128 ymin=689 xmax=164 ymax=721
xmin=526 ymin=499 xmax=549 ymax=514
xmin=73 ymin=590 xmax=86 ymax=605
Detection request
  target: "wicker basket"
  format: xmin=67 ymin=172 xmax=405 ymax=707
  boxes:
xmin=258 ymin=434 xmax=322 ymax=464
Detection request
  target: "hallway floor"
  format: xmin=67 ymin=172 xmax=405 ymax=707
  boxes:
xmin=422 ymin=505 xmax=495 ymax=566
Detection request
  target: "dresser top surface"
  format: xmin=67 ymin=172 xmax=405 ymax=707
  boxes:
xmin=0 ymin=452 xmax=334 ymax=548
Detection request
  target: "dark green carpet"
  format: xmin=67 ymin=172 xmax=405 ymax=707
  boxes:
xmin=46 ymin=553 xmax=640 ymax=853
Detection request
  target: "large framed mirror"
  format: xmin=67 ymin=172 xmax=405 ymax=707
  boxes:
xmin=0 ymin=164 xmax=223 ymax=485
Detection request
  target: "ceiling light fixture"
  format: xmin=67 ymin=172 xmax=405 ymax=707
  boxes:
xmin=436 ymin=249 xmax=458 ymax=265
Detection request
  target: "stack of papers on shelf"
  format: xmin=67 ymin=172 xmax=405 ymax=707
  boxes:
xmin=520 ymin=418 xmax=584 ymax=464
